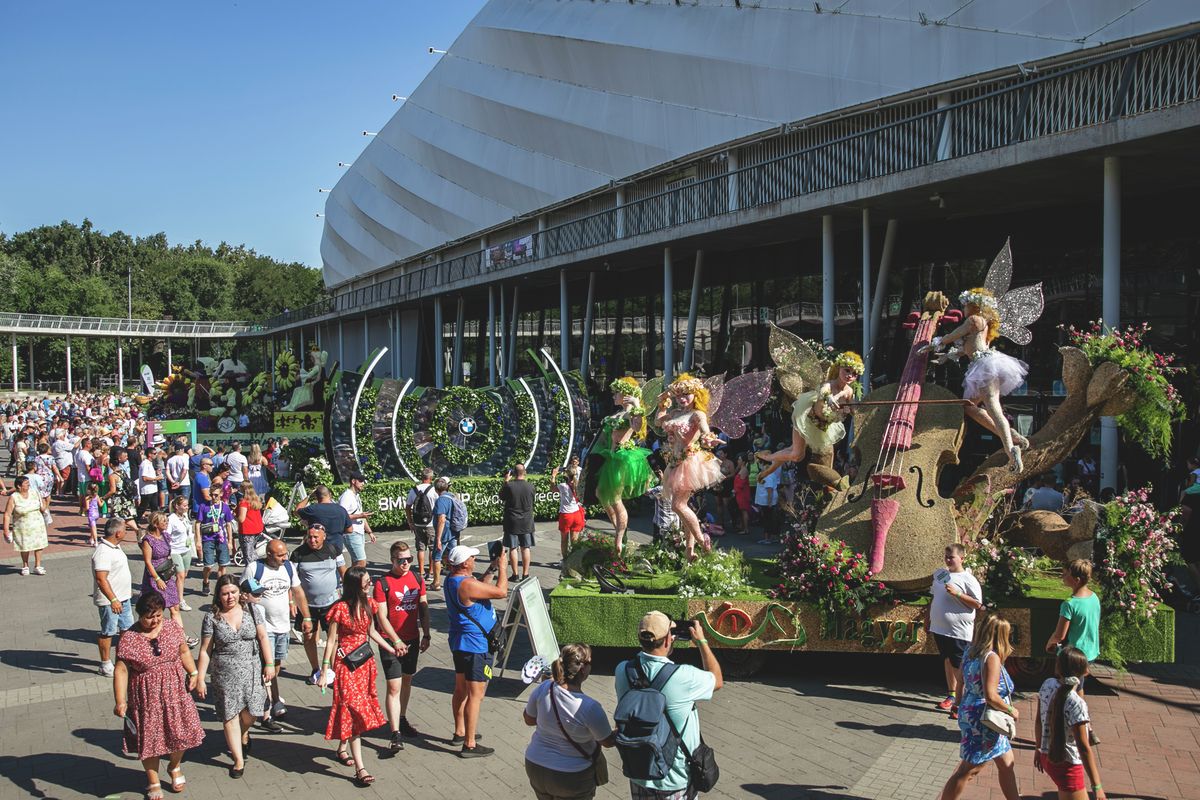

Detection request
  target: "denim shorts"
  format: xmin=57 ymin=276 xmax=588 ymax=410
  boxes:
xmin=267 ymin=631 xmax=290 ymax=664
xmin=344 ymin=532 xmax=367 ymax=563
xmin=202 ymin=537 xmax=230 ymax=567
xmin=98 ymin=602 xmax=134 ymax=637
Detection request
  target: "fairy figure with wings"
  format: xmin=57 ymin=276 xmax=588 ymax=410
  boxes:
xmin=920 ymin=239 xmax=1042 ymax=473
xmin=758 ymin=323 xmax=863 ymax=491
xmin=590 ymin=376 xmax=654 ymax=553
xmin=652 ymin=370 xmax=773 ymax=561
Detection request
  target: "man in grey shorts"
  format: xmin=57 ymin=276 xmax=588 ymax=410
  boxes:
xmin=406 ymin=468 xmax=438 ymax=585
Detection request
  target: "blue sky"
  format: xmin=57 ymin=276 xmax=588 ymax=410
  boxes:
xmin=0 ymin=1 xmax=487 ymax=269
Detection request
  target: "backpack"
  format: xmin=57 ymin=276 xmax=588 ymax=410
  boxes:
xmin=448 ymin=492 xmax=468 ymax=533
xmin=614 ymin=659 xmax=682 ymax=782
xmin=410 ymin=484 xmax=436 ymax=527
xmin=254 ymin=559 xmax=294 ymax=584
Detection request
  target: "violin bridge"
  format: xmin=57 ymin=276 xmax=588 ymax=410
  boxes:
xmin=871 ymin=473 xmax=907 ymax=491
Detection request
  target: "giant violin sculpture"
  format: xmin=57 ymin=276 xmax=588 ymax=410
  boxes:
xmin=814 ymin=292 xmax=966 ymax=591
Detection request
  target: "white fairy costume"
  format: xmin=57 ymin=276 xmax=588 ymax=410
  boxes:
xmin=962 ymin=349 xmax=1028 ymax=400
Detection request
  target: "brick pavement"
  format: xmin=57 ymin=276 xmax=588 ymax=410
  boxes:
xmin=1 ymin=498 xmax=1197 ymax=799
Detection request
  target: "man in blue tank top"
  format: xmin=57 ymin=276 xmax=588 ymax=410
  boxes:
xmin=443 ymin=544 xmax=508 ymax=757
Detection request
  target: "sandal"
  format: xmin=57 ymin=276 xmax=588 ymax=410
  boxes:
xmin=168 ymin=766 xmax=186 ymax=793
xmin=335 ymin=748 xmax=355 ymax=766
xmin=145 ymin=784 xmax=164 ymax=800
xmin=353 ymin=768 xmax=375 ymax=787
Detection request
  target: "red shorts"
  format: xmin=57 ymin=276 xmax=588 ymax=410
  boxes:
xmin=558 ymin=508 xmax=586 ymax=534
xmin=1043 ymin=757 xmax=1085 ymax=792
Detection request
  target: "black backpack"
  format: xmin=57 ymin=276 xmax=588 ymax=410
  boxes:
xmin=410 ymin=484 xmax=436 ymax=527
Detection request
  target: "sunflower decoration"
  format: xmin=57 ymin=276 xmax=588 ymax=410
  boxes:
xmin=275 ymin=349 xmax=300 ymax=391
xmin=156 ymin=366 xmax=192 ymax=406
xmin=244 ymin=371 xmax=269 ymax=404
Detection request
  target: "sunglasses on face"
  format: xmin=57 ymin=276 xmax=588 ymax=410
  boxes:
xmin=393 ymin=556 xmax=413 ymax=564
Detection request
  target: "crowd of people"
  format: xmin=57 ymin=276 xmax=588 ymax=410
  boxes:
xmin=3 ymin=389 xmax=1178 ymax=800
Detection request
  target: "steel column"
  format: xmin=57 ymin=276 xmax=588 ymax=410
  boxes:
xmin=10 ymin=335 xmax=17 ymax=392
xmin=559 ymin=270 xmax=570 ymax=371
xmin=66 ymin=336 xmax=73 ymax=394
xmin=337 ymin=320 xmax=344 ymax=370
xmin=166 ymin=343 xmax=172 ymax=375
xmin=869 ymin=219 xmax=898 ymax=359
xmin=683 ymin=250 xmax=704 ymax=371
xmin=487 ymin=287 xmax=496 ymax=386
xmin=117 ymin=338 xmax=124 ymax=393
xmin=507 ymin=285 xmax=520 ymax=379
xmin=822 ymin=214 xmax=835 ymax=346
xmin=663 ymin=247 xmax=674 ymax=382
xmin=269 ymin=339 xmax=276 ymax=398
xmin=1101 ymin=156 xmax=1121 ymax=492
xmin=28 ymin=341 xmax=34 ymax=388
xmin=860 ymin=209 xmax=872 ymax=392
xmin=580 ymin=272 xmax=597 ymax=377
xmin=433 ymin=298 xmax=445 ymax=389
xmin=498 ymin=286 xmax=507 ymax=380
xmin=362 ymin=317 xmax=369 ymax=366
xmin=453 ymin=296 xmax=465 ymax=384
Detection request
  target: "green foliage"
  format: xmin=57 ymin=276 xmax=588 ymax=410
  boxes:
xmin=567 ymin=529 xmax=633 ymax=573
xmin=965 ymin=537 xmax=1038 ymax=600
xmin=770 ymin=529 xmax=893 ymax=619
xmin=634 ymin=530 xmax=687 ymax=574
xmin=355 ymin=386 xmax=383 ymax=480
xmin=0 ymin=220 xmax=325 ymax=381
xmin=1095 ymin=486 xmax=1180 ymax=622
xmin=1062 ymin=321 xmax=1186 ymax=460
xmin=677 ymin=548 xmax=749 ymax=599
xmin=428 ymin=386 xmax=504 ymax=466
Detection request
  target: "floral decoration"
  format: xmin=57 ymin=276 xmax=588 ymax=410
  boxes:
xmin=770 ymin=528 xmax=893 ymax=619
xmin=274 ymin=348 xmax=299 ymax=392
xmin=678 ymin=548 xmax=748 ymax=599
xmin=429 ymin=385 xmax=504 ymax=466
xmin=964 ymin=537 xmax=1037 ymax=599
xmin=1061 ymin=321 xmax=1185 ymax=459
xmin=1095 ymin=485 xmax=1179 ymax=622
xmin=355 ymin=384 xmax=384 ymax=480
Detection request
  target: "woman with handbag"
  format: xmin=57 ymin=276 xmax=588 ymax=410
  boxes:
xmin=195 ymin=575 xmax=276 ymax=779
xmin=522 ymin=644 xmax=614 ymax=800
xmin=317 ymin=566 xmax=402 ymax=787
xmin=3 ymin=474 xmax=49 ymax=576
xmin=940 ymin=614 xmax=1021 ymax=800
xmin=140 ymin=512 xmax=188 ymax=634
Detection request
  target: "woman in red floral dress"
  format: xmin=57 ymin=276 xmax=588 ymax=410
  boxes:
xmin=318 ymin=565 xmax=404 ymax=786
xmin=114 ymin=592 xmax=205 ymax=799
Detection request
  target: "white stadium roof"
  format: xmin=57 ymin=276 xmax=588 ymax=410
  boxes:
xmin=321 ymin=0 xmax=1197 ymax=286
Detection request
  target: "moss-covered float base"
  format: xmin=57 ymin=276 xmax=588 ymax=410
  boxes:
xmin=549 ymin=581 xmax=1174 ymax=663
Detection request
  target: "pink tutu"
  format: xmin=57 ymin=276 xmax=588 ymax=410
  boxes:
xmin=664 ymin=450 xmax=723 ymax=498
xmin=963 ymin=349 xmax=1028 ymax=399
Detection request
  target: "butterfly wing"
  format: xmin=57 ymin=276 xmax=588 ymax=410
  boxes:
xmin=703 ymin=375 xmax=725 ymax=418
xmin=768 ymin=323 xmax=826 ymax=400
xmin=708 ymin=369 xmax=774 ymax=440
xmin=997 ymin=283 xmax=1044 ymax=346
xmin=983 ymin=238 xmax=1014 ymax=297
xmin=640 ymin=376 xmax=666 ymax=436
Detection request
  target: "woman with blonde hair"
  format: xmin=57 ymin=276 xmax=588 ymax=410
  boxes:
xmin=656 ymin=374 xmax=722 ymax=561
xmin=246 ymin=444 xmax=270 ymax=497
xmin=523 ymin=644 xmax=614 ymax=800
xmin=940 ymin=613 xmax=1021 ymax=800
xmin=235 ymin=482 xmax=264 ymax=566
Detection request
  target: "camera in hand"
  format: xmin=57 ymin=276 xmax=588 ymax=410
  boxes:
xmin=672 ymin=619 xmax=693 ymax=640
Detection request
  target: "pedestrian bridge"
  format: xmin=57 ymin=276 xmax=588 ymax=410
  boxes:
xmin=0 ymin=313 xmax=256 ymax=339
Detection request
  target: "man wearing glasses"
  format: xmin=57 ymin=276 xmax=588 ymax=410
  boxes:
xmin=373 ymin=540 xmax=431 ymax=752
xmin=290 ymin=523 xmax=346 ymax=680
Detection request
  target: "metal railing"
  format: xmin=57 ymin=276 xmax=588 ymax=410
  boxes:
xmin=0 ymin=313 xmax=255 ymax=338
xmin=268 ymin=29 xmax=1200 ymax=331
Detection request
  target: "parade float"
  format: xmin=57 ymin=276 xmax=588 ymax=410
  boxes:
xmin=549 ymin=242 xmax=1184 ymax=674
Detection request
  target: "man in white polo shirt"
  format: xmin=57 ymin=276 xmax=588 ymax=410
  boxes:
xmin=92 ymin=518 xmax=135 ymax=676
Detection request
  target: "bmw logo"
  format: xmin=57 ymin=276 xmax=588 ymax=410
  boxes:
xmin=458 ymin=416 xmax=477 ymax=436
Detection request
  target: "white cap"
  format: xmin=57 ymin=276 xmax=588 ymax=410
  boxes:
xmin=447 ymin=545 xmax=480 ymax=566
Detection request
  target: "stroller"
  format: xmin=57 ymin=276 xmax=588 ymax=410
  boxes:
xmin=230 ymin=496 xmax=291 ymax=568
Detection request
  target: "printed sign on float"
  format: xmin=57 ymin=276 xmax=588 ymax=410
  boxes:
xmin=273 ymin=412 xmax=325 ymax=433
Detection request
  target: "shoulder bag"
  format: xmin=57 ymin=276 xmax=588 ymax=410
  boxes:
xmin=549 ymin=683 xmax=609 ymax=786
xmin=339 ymin=641 xmax=374 ymax=671
xmin=980 ymin=652 xmax=1017 ymax=739
xmin=448 ymin=580 xmax=501 ymax=653
xmin=664 ymin=704 xmax=720 ymax=793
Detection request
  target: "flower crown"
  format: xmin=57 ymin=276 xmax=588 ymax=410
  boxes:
xmin=958 ymin=288 xmax=998 ymax=310
xmin=609 ymin=376 xmax=640 ymax=396
xmin=668 ymin=374 xmax=705 ymax=396
xmin=833 ymin=351 xmax=864 ymax=375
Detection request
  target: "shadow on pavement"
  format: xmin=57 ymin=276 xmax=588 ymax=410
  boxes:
xmin=836 ymin=719 xmax=957 ymax=743
xmin=0 ymin=753 xmax=143 ymax=799
xmin=0 ymin=648 xmax=96 ymax=675
xmin=742 ymin=783 xmax=868 ymax=799
xmin=49 ymin=627 xmax=102 ymax=645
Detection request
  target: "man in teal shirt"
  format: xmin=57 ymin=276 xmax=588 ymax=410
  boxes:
xmin=615 ymin=611 xmax=723 ymax=799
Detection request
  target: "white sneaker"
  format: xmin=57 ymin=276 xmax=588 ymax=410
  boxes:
xmin=19 ymin=567 xmax=29 ymax=576
xmin=34 ymin=566 xmax=46 ymax=576
xmin=179 ymin=601 xmax=193 ymax=611
xmin=99 ymin=662 xmax=115 ymax=677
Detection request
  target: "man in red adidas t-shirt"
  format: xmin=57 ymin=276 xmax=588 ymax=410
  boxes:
xmin=373 ymin=540 xmax=432 ymax=752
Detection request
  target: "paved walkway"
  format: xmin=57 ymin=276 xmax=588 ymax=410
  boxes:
xmin=0 ymin=493 xmax=1196 ymax=799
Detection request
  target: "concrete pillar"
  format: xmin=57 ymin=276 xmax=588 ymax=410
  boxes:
xmin=822 ymin=214 xmax=835 ymax=345
xmin=869 ymin=219 xmax=898 ymax=360
xmin=559 ymin=270 xmax=570 ymax=370
xmin=117 ymin=338 xmax=124 ymax=393
xmin=10 ymin=335 xmax=17 ymax=392
xmin=727 ymin=151 xmax=739 ymax=213
xmin=683 ymin=250 xmax=704 ymax=371
xmin=28 ymin=341 xmax=34 ymax=388
xmin=488 ymin=287 xmax=497 ymax=386
xmin=580 ymin=272 xmax=597 ymax=378
xmin=498 ymin=287 xmax=507 ymax=380
xmin=663 ymin=247 xmax=674 ymax=382
xmin=1101 ymin=156 xmax=1121 ymax=492
xmin=433 ymin=298 xmax=445 ymax=389
xmin=507 ymin=285 xmax=520 ymax=380
xmin=615 ymin=188 xmax=626 ymax=239
xmin=362 ymin=317 xmax=369 ymax=364
xmin=66 ymin=336 xmax=73 ymax=394
xmin=860 ymin=208 xmax=872 ymax=393
xmin=453 ymin=296 xmax=465 ymax=385
xmin=166 ymin=342 xmax=172 ymax=375
xmin=269 ymin=339 xmax=276 ymax=398
xmin=337 ymin=320 xmax=345 ymax=371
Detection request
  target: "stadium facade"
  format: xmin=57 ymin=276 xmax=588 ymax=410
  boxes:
xmin=283 ymin=0 xmax=1200 ymax=494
